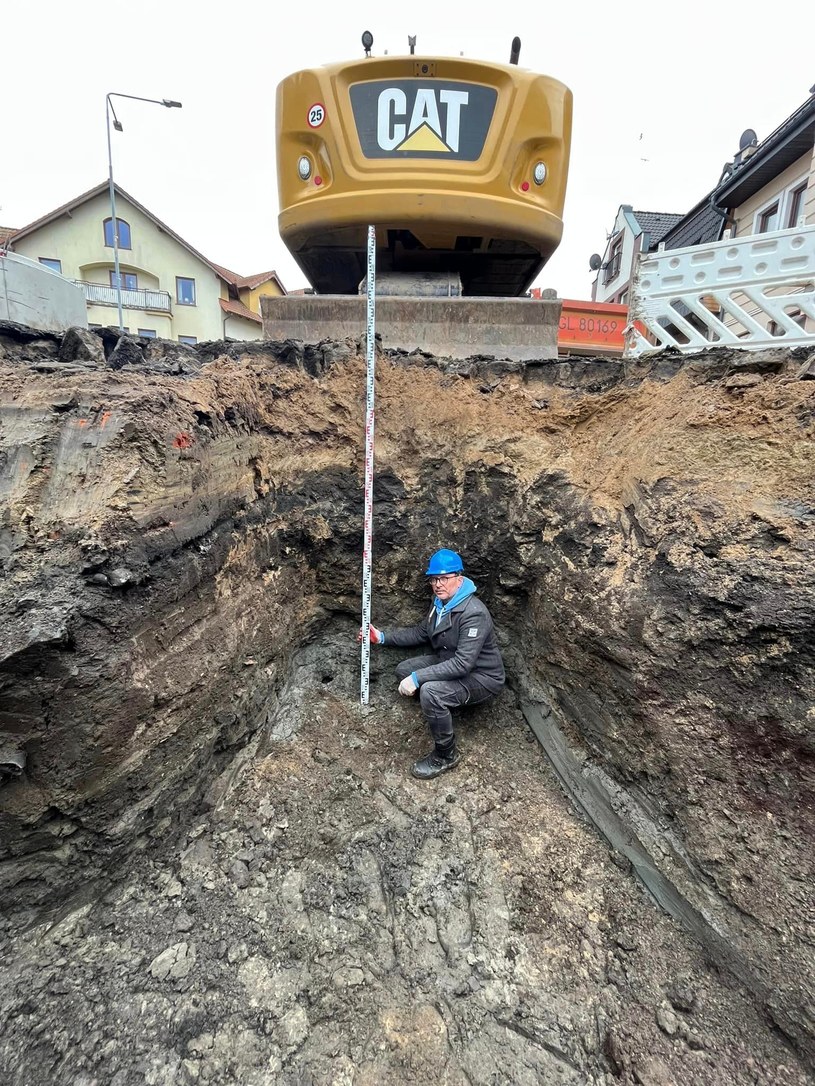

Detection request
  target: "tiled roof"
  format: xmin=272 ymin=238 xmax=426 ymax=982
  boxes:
xmin=714 ymin=91 xmax=815 ymax=208
xmin=0 ymin=226 xmax=17 ymax=246
xmin=219 ymin=297 xmax=262 ymax=324
xmin=238 ymin=270 xmax=283 ymax=291
xmin=632 ymin=211 xmax=684 ymax=248
xmin=210 ymin=263 xmax=242 ymax=286
xmin=212 ymin=264 xmax=285 ymax=293
xmin=661 ymin=198 xmax=725 ymax=250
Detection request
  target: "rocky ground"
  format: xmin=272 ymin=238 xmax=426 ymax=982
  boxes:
xmin=1 ymin=632 xmax=809 ymax=1086
xmin=1 ymin=324 xmax=813 ymax=1082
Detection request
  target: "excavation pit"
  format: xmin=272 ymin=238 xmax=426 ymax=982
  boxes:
xmin=0 ymin=326 xmax=813 ymax=1082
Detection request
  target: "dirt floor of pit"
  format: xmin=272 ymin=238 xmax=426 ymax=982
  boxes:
xmin=0 ymin=634 xmax=809 ymax=1086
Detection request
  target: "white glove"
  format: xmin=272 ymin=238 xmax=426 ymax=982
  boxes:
xmin=398 ymin=675 xmax=418 ymax=696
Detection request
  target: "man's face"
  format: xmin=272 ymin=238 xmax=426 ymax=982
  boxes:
xmin=428 ymin=573 xmax=463 ymax=602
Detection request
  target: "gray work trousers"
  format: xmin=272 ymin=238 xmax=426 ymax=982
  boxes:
xmin=395 ymin=654 xmax=494 ymax=745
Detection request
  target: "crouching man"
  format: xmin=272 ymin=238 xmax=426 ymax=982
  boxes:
xmin=362 ymin=549 xmax=505 ymax=780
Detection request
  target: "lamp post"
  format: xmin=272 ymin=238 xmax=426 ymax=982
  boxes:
xmin=106 ymin=93 xmax=182 ymax=333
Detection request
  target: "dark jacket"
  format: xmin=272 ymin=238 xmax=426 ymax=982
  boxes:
xmin=383 ymin=595 xmax=505 ymax=693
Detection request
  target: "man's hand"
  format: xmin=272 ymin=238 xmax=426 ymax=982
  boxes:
xmin=398 ymin=675 xmax=418 ymax=697
xmin=356 ymin=625 xmax=383 ymax=644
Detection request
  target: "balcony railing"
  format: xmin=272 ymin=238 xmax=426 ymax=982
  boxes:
xmin=603 ymin=250 xmax=622 ymax=285
xmin=75 ymin=281 xmax=172 ymax=313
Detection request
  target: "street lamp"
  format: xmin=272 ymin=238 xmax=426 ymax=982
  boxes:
xmin=106 ymin=93 xmax=183 ymax=333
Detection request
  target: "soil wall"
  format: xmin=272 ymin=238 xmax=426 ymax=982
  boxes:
xmin=0 ymin=325 xmax=813 ymax=1068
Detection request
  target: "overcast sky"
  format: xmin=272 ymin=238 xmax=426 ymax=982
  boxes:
xmin=3 ymin=1 xmax=812 ymax=300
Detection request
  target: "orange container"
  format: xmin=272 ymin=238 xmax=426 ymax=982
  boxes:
xmin=557 ymin=299 xmax=628 ymax=354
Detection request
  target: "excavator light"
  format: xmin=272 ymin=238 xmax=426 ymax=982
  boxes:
xmin=520 ymin=181 xmax=530 ymax=192
xmin=298 ymin=156 xmax=312 ymax=181
xmin=533 ymin=161 xmax=547 ymax=185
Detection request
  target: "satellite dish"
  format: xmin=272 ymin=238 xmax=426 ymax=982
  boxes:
xmin=589 ymin=253 xmax=602 ymax=272
xmin=739 ymin=128 xmax=758 ymax=151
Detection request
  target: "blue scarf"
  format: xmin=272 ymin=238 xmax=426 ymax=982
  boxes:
xmin=432 ymin=576 xmax=477 ymax=622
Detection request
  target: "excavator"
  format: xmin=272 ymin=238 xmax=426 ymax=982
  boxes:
xmin=264 ymin=33 xmax=573 ymax=360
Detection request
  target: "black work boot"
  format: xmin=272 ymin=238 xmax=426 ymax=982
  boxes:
xmin=411 ymin=742 xmax=461 ymax=780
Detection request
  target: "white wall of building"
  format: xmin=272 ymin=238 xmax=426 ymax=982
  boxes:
xmin=592 ymin=206 xmax=641 ymax=305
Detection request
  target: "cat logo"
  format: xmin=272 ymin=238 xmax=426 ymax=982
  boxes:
xmin=350 ymin=79 xmax=497 ymax=161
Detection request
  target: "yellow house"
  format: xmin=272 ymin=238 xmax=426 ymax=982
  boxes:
xmin=9 ymin=182 xmax=286 ymax=343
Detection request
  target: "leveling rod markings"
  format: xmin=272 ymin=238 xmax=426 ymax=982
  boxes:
xmin=360 ymin=225 xmax=376 ymax=705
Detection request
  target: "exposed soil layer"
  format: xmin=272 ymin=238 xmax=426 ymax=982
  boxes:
xmin=0 ymin=636 xmax=809 ymax=1086
xmin=0 ymin=326 xmax=813 ymax=1081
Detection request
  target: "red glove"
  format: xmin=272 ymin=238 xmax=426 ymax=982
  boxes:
xmin=356 ymin=625 xmax=383 ymax=644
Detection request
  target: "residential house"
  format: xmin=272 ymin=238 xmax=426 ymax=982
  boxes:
xmin=709 ymin=88 xmax=813 ymax=336
xmin=591 ymin=206 xmax=683 ymax=305
xmin=621 ymin=85 xmax=812 ymax=347
xmin=631 ymin=84 xmax=815 ymax=342
xmin=9 ymin=183 xmax=286 ymax=343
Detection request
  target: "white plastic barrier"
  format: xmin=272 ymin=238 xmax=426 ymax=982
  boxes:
xmin=625 ymin=225 xmax=815 ymax=356
xmin=0 ymin=251 xmax=88 ymax=332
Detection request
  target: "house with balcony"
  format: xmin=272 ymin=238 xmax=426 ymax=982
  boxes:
xmin=591 ymin=207 xmax=683 ymax=305
xmin=8 ymin=182 xmax=286 ymax=343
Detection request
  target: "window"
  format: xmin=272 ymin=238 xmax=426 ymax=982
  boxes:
xmin=110 ymin=271 xmax=138 ymax=290
xmin=786 ymin=183 xmax=807 ymax=228
xmin=757 ymin=202 xmax=780 ymax=233
xmin=604 ymin=235 xmax=624 ymax=284
xmin=753 ymin=177 xmax=808 ymax=235
xmin=178 ymin=335 xmax=198 ymax=345
xmin=103 ymin=217 xmax=131 ymax=249
xmin=138 ymin=329 xmax=157 ymax=338
xmin=38 ymin=257 xmax=62 ymax=273
xmin=176 ymin=277 xmax=196 ymax=306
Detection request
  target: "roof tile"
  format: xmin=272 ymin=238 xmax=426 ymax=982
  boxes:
xmin=632 ymin=211 xmax=684 ymax=247
xmin=219 ymin=297 xmax=262 ymax=324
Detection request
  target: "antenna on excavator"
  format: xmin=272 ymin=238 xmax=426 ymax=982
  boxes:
xmin=509 ymin=37 xmax=521 ymax=65
xmin=408 ymin=36 xmax=416 ymax=55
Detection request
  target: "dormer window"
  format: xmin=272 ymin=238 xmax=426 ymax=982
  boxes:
xmin=104 ymin=217 xmax=131 ymax=249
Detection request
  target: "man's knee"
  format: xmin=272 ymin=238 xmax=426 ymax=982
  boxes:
xmin=419 ymin=682 xmax=446 ymax=716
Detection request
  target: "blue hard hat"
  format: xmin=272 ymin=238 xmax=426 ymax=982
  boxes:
xmin=425 ymin=549 xmax=464 ymax=576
